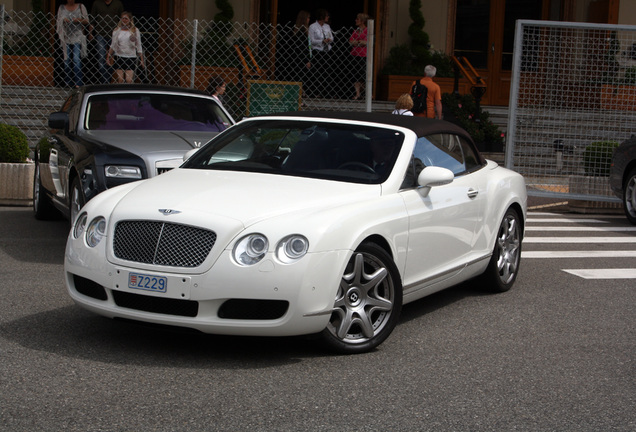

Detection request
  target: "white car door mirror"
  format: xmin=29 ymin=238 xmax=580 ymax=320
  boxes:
xmin=417 ymin=166 xmax=454 ymax=197
xmin=184 ymin=148 xmax=200 ymax=161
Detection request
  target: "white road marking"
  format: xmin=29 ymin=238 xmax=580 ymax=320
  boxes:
xmin=525 ymin=226 xmax=636 ymax=232
xmin=522 ymin=251 xmax=636 ymax=258
xmin=562 ymin=269 xmax=636 ymax=279
xmin=524 ymin=237 xmax=636 ymax=243
xmin=526 ymin=218 xmax=609 ymax=223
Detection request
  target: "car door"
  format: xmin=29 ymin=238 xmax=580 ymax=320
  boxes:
xmin=400 ymin=133 xmax=487 ymax=290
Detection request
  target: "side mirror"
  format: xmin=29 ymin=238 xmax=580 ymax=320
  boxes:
xmin=417 ymin=166 xmax=454 ymax=197
xmin=48 ymin=112 xmax=69 ymax=130
xmin=183 ymin=147 xmax=200 ymax=161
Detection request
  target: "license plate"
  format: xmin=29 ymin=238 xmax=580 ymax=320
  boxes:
xmin=128 ymin=272 xmax=167 ymax=293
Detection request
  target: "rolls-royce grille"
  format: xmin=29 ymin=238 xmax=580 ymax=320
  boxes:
xmin=114 ymin=221 xmax=216 ymax=267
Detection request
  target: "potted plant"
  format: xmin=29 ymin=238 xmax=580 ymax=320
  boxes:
xmin=377 ymin=0 xmax=468 ymax=101
xmin=178 ymin=0 xmax=241 ymax=91
xmin=0 ymin=124 xmax=34 ymax=205
xmin=442 ymin=93 xmax=504 ymax=152
xmin=1 ymin=0 xmax=54 ymax=87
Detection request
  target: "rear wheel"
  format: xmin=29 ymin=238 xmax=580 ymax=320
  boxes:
xmin=320 ymin=242 xmax=403 ymax=354
xmin=33 ymin=162 xmax=56 ymax=220
xmin=479 ymin=208 xmax=522 ymax=292
xmin=623 ymin=168 xmax=636 ymax=225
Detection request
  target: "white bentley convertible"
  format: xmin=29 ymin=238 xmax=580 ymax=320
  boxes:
xmin=65 ymin=112 xmax=527 ymax=354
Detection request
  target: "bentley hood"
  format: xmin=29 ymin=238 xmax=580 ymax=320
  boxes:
xmin=104 ymin=168 xmax=381 ymax=230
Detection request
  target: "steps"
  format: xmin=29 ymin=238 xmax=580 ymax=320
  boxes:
xmin=0 ymin=85 xmax=68 ymax=147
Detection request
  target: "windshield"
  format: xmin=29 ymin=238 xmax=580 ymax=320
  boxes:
xmin=84 ymin=93 xmax=231 ymax=132
xmin=182 ymin=120 xmax=404 ymax=184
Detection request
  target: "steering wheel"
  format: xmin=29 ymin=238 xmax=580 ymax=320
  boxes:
xmin=338 ymin=161 xmax=376 ymax=173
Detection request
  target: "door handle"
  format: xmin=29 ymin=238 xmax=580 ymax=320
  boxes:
xmin=491 ymin=43 xmax=495 ymax=53
xmin=467 ymin=188 xmax=479 ymax=199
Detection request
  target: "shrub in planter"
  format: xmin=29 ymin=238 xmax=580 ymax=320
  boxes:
xmin=441 ymin=93 xmax=503 ymax=149
xmin=0 ymin=124 xmax=29 ymax=163
xmin=583 ymin=141 xmax=619 ymax=176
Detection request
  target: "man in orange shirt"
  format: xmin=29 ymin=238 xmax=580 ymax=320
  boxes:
xmin=411 ymin=65 xmax=443 ymax=119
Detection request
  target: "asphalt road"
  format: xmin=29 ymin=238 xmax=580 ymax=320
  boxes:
xmin=0 ymin=206 xmax=634 ymax=431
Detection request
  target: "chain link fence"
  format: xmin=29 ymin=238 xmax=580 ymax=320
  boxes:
xmin=507 ymin=20 xmax=636 ymax=205
xmin=0 ymin=9 xmax=373 ymax=145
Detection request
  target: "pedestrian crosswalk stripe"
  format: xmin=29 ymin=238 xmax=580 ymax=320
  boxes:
xmin=524 ymin=237 xmax=636 ymax=243
xmin=526 ymin=218 xmax=609 ymax=223
xmin=525 ymin=226 xmax=636 ymax=232
xmin=562 ymin=269 xmax=636 ymax=279
xmin=522 ymin=251 xmax=636 ymax=258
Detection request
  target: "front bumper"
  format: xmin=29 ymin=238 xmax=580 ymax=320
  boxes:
xmin=65 ymin=245 xmax=350 ymax=337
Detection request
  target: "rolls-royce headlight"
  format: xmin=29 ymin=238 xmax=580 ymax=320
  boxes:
xmin=233 ymin=234 xmax=269 ymax=266
xmin=86 ymin=217 xmax=106 ymax=248
xmin=276 ymin=235 xmax=309 ymax=263
xmin=73 ymin=212 xmax=87 ymax=239
xmin=105 ymin=165 xmax=142 ymax=179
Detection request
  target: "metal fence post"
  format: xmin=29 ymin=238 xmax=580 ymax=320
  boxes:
xmin=0 ymin=5 xmax=5 ymax=99
xmin=365 ymin=19 xmax=374 ymax=112
xmin=189 ymin=19 xmax=198 ymax=89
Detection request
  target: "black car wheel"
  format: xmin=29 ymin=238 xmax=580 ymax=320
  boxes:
xmin=321 ymin=242 xmax=403 ymax=354
xmin=479 ymin=208 xmax=522 ymax=293
xmin=33 ymin=162 xmax=56 ymax=220
xmin=623 ymin=167 xmax=636 ymax=225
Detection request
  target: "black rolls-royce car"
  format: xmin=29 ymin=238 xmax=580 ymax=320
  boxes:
xmin=33 ymin=84 xmax=235 ymax=222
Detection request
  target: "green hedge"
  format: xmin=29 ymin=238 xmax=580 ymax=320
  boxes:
xmin=583 ymin=141 xmax=619 ymax=176
xmin=0 ymin=124 xmax=29 ymax=163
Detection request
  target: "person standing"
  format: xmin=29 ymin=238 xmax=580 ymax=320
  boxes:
xmin=411 ymin=65 xmax=443 ymax=119
xmin=308 ymin=9 xmax=333 ymax=98
xmin=349 ymin=13 xmax=368 ymax=100
xmin=392 ymin=93 xmax=414 ymax=116
xmin=91 ymin=0 xmax=124 ymax=84
xmin=56 ymin=0 xmax=89 ymax=88
xmin=207 ymin=75 xmax=226 ymax=107
xmin=106 ymin=12 xmax=144 ymax=84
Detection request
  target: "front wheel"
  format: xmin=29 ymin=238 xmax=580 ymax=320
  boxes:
xmin=479 ymin=208 xmax=522 ymax=292
xmin=623 ymin=168 xmax=636 ymax=225
xmin=320 ymin=242 xmax=403 ymax=354
xmin=33 ymin=162 xmax=56 ymax=220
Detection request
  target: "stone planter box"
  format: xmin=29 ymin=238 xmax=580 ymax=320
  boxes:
xmin=179 ymin=65 xmax=241 ymax=91
xmin=1 ymin=55 xmax=54 ymax=87
xmin=377 ymin=75 xmax=472 ymax=101
xmin=568 ymin=175 xmax=622 ymax=213
xmin=0 ymin=162 xmax=34 ymax=206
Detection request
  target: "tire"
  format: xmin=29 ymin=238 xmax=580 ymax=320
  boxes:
xmin=69 ymin=177 xmax=86 ymax=224
xmin=320 ymin=242 xmax=403 ymax=354
xmin=623 ymin=167 xmax=636 ymax=225
xmin=479 ymin=208 xmax=522 ymax=293
xmin=33 ymin=162 xmax=57 ymax=220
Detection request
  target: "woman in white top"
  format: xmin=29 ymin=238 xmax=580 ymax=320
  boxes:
xmin=106 ymin=11 xmax=144 ymax=83
xmin=392 ymin=93 xmax=414 ymax=116
xmin=56 ymin=0 xmax=89 ymax=88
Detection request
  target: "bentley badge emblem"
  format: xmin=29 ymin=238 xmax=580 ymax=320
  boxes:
xmin=158 ymin=209 xmax=181 ymax=216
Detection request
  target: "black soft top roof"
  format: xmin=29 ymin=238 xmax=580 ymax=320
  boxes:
xmin=261 ymin=110 xmax=474 ymax=141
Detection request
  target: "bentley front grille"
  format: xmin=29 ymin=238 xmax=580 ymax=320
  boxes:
xmin=114 ymin=221 xmax=216 ymax=267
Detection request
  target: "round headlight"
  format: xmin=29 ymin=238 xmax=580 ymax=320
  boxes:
xmin=233 ymin=234 xmax=269 ymax=266
xmin=73 ymin=212 xmax=88 ymax=239
xmin=276 ymin=235 xmax=309 ymax=263
xmin=86 ymin=217 xmax=106 ymax=248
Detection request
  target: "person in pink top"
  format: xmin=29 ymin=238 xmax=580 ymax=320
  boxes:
xmin=349 ymin=13 xmax=369 ymax=100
